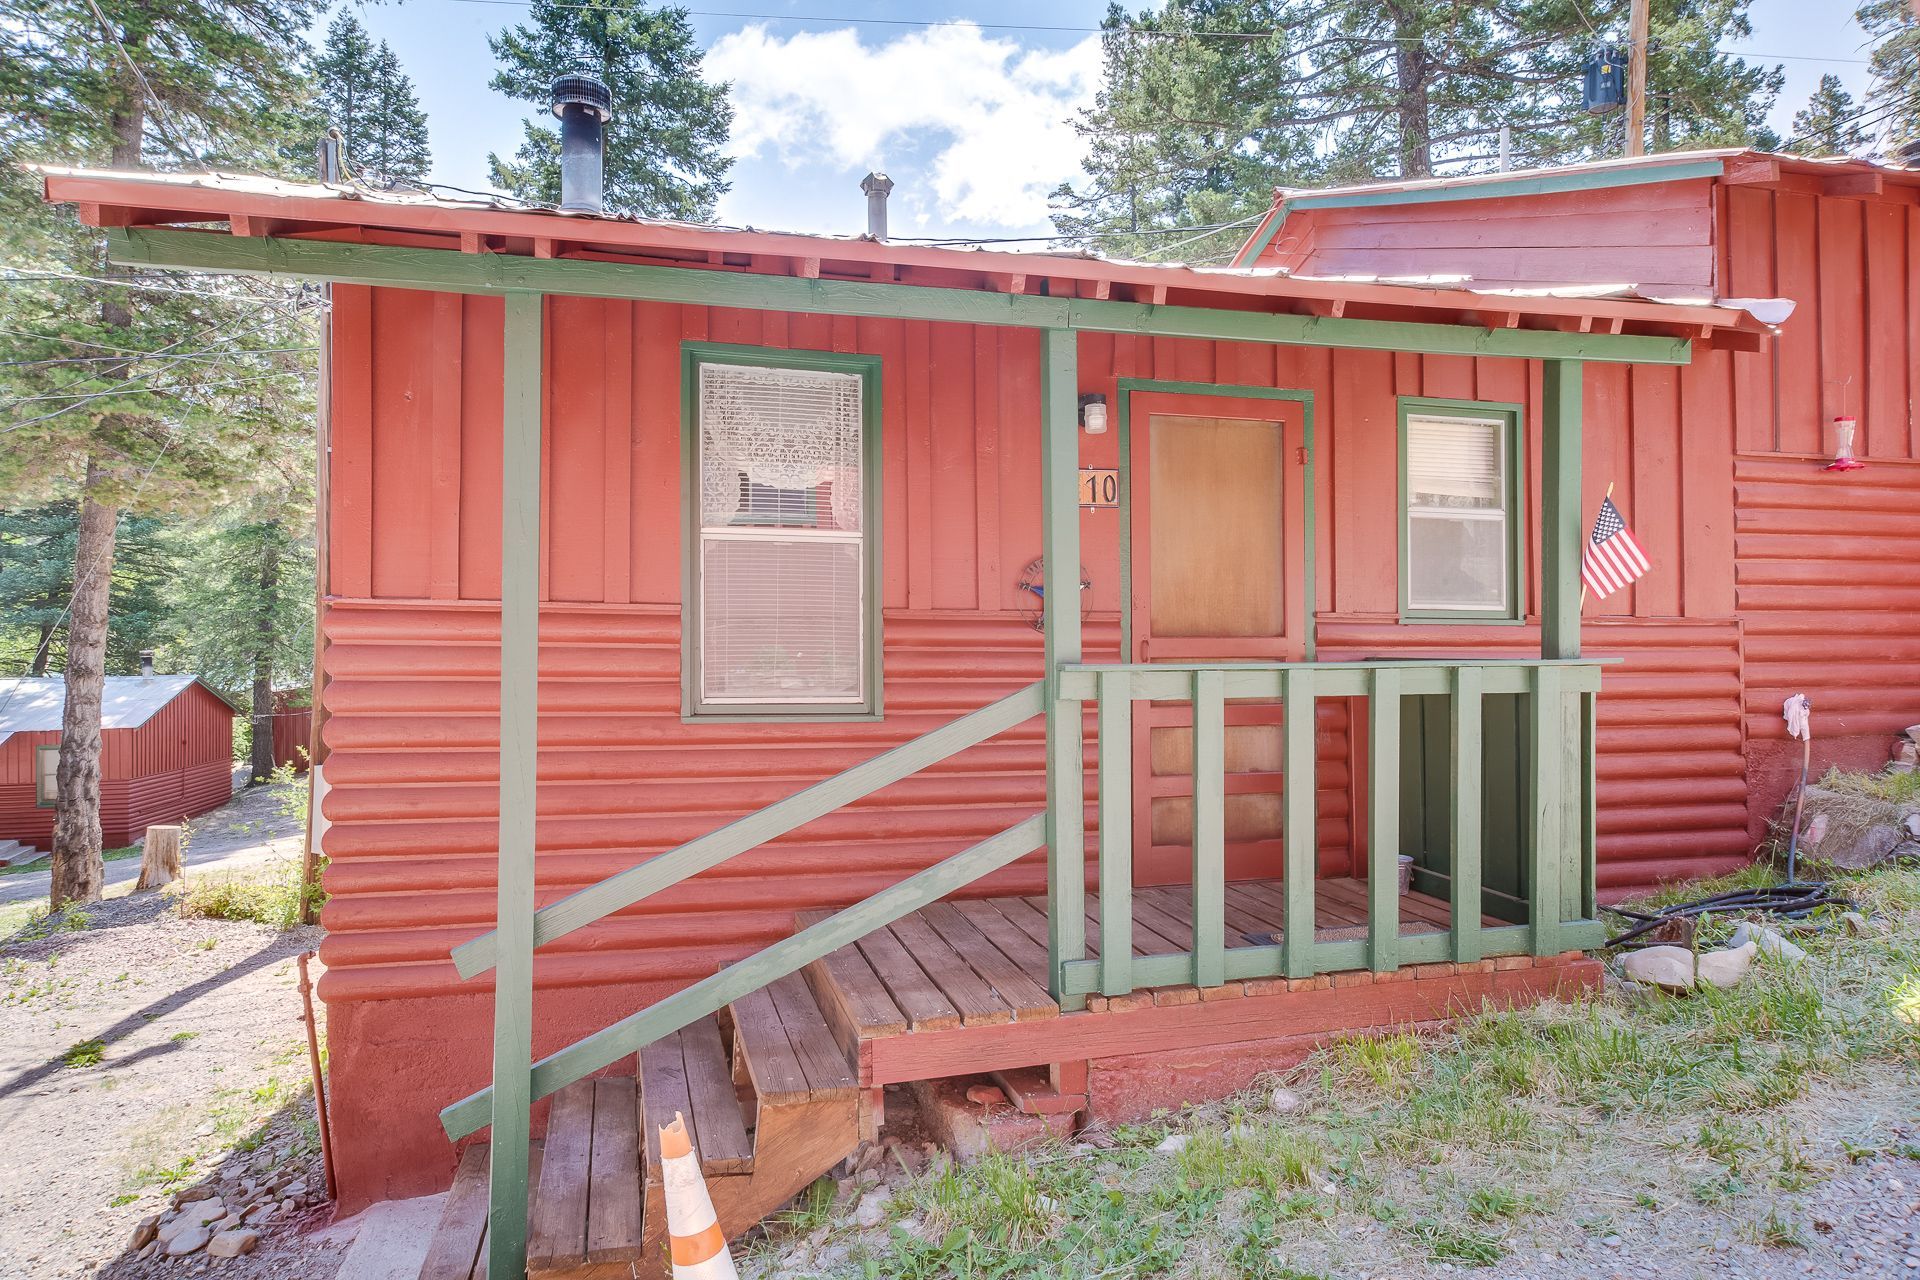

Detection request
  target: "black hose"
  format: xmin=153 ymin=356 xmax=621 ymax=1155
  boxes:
xmin=1603 ymin=881 xmax=1852 ymax=949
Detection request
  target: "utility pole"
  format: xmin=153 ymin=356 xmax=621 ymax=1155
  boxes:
xmin=1625 ymin=0 xmax=1649 ymax=157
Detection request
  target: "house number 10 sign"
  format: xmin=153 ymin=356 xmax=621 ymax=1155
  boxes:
xmin=1078 ymin=468 xmax=1119 ymax=509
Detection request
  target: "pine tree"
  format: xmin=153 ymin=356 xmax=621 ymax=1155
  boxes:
xmin=1857 ymin=0 xmax=1920 ymax=157
xmin=1054 ymin=0 xmax=1782 ymax=260
xmin=1789 ymin=74 xmax=1868 ymax=156
xmin=487 ymin=0 xmax=734 ymax=219
xmin=0 ymin=504 xmax=174 ymax=676
xmin=168 ymin=517 xmax=315 ymax=782
xmin=0 ymin=0 xmax=321 ymax=908
xmin=312 ymin=12 xmax=432 ymax=183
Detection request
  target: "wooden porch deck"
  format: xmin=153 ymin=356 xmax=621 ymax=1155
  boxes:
xmin=802 ymin=876 xmax=1499 ymax=1039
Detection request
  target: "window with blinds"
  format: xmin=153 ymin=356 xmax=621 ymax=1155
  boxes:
xmin=1404 ymin=410 xmax=1514 ymax=615
xmin=692 ymin=358 xmax=872 ymax=712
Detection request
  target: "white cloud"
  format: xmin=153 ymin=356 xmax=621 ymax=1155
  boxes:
xmin=706 ymin=23 xmax=1101 ymax=229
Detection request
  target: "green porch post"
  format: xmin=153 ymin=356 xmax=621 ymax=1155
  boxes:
xmin=488 ymin=289 xmax=543 ymax=1280
xmin=1541 ymin=360 xmax=1583 ymax=660
xmin=1040 ymin=327 xmax=1086 ymax=1010
xmin=1534 ymin=359 xmax=1583 ymax=956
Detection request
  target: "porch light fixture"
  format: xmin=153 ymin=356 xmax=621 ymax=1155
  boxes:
xmin=1079 ymin=392 xmax=1108 ymax=435
xmin=1825 ymin=415 xmax=1866 ymax=471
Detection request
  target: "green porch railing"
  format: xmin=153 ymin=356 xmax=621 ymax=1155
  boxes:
xmin=1049 ymin=658 xmax=1607 ymax=1000
xmin=440 ymin=678 xmax=1048 ymax=1140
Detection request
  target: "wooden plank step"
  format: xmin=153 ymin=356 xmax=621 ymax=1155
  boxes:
xmin=795 ymin=909 xmax=908 ymax=1052
xmin=417 ymin=1142 xmax=543 ymax=1280
xmin=640 ymin=1018 xmax=752 ymax=1179
xmin=527 ymin=1081 xmax=596 ymax=1271
xmin=988 ymin=1065 xmax=1085 ymax=1116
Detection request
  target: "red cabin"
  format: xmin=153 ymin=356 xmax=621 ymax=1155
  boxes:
xmin=0 ymin=675 xmax=234 ymax=850
xmin=42 ymin=150 xmax=1903 ymax=1280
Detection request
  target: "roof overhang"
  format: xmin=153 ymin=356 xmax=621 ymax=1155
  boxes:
xmin=42 ymin=167 xmax=1783 ymax=363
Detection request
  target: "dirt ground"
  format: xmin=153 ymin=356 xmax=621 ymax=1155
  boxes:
xmin=0 ymin=789 xmax=342 ymax=1280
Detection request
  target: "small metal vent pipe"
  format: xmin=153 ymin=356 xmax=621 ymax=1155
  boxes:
xmin=551 ymin=72 xmax=614 ymax=214
xmin=861 ymin=171 xmax=894 ymax=241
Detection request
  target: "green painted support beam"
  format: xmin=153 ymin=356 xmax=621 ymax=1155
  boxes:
xmin=1281 ymin=667 xmax=1317 ymax=978
xmin=106 ymin=227 xmax=1697 ymax=366
xmin=1541 ymin=360 xmax=1584 ymax=660
xmin=487 ymin=289 xmax=542 ymax=1280
xmin=453 ymin=680 xmax=1044 ymax=978
xmin=1449 ymin=666 xmax=1484 ymax=965
xmin=1041 ymin=328 xmax=1086 ymax=1009
xmin=1366 ymin=669 xmax=1402 ymax=973
xmin=1096 ymin=669 xmax=1133 ymax=998
xmin=443 ymin=814 xmax=1047 ymax=1140
xmin=1529 ymin=666 xmax=1566 ymax=957
xmin=1191 ymin=669 xmax=1226 ymax=989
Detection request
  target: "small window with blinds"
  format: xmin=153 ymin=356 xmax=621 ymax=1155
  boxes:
xmin=35 ymin=745 xmax=58 ymax=807
xmin=686 ymin=348 xmax=882 ymax=717
xmin=1401 ymin=401 xmax=1522 ymax=619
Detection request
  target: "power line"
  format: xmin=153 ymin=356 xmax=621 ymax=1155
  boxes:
xmin=424 ymin=0 xmax=1873 ymax=64
xmin=0 ymin=346 xmax=316 ymax=369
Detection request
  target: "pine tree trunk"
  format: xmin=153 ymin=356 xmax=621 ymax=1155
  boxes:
xmin=51 ymin=461 xmax=116 ymax=908
xmin=31 ymin=623 xmax=52 ymax=676
xmin=250 ymin=526 xmax=280 ymax=783
xmin=1390 ymin=7 xmax=1433 ymax=178
xmin=52 ymin=29 xmax=145 ymax=910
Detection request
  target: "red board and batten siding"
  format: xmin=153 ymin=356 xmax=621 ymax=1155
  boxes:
xmin=0 ymin=685 xmax=233 ymax=847
xmin=313 ymin=285 xmax=1757 ymax=1208
xmin=1262 ymin=169 xmax=1920 ymax=848
xmin=1270 ymin=180 xmax=1720 ymax=296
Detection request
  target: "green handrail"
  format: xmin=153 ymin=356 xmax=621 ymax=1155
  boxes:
xmin=442 ymin=812 xmax=1045 ymax=1139
xmin=451 ymin=680 xmax=1047 ymax=980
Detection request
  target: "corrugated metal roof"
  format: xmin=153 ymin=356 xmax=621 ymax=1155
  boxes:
xmin=0 ymin=676 xmax=214 ymax=740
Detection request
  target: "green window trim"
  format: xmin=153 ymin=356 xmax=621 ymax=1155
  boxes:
xmin=34 ymin=744 xmax=58 ymax=807
xmin=1398 ymin=396 xmax=1526 ymax=624
xmin=680 ymin=341 xmax=885 ymax=722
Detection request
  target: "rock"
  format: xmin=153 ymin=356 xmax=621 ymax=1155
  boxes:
xmin=1155 ymin=1133 xmax=1190 ymax=1154
xmin=1696 ymin=941 xmax=1757 ymax=988
xmin=1268 ymin=1086 xmax=1302 ymax=1115
xmin=159 ymin=1200 xmax=227 ymax=1244
xmin=1905 ymin=724 xmax=1920 ymax=745
xmin=963 ymin=1084 xmax=1005 ymax=1108
xmin=1729 ymin=921 xmax=1808 ymax=964
xmin=129 ymin=1214 xmax=162 ymax=1250
xmin=280 ymin=1180 xmax=308 ymax=1198
xmin=1618 ymin=945 xmax=1695 ymax=993
xmin=207 ymin=1229 xmax=260 ymax=1258
xmin=853 ymin=1187 xmax=891 ymax=1229
xmin=166 ymin=1225 xmax=212 ymax=1257
xmin=173 ymin=1186 xmax=217 ymax=1208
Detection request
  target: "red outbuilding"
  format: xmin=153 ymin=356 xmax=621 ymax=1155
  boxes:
xmin=0 ymin=675 xmax=235 ymax=850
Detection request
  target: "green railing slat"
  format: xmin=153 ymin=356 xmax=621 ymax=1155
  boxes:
xmin=1282 ymin=667 xmax=1317 ymax=978
xmin=1530 ymin=666 xmax=1565 ymax=956
xmin=450 ymin=680 xmax=1045 ymax=979
xmin=1191 ymin=670 xmax=1227 ymax=988
xmin=1096 ymin=669 xmax=1133 ymax=997
xmin=442 ymin=813 xmax=1047 ymax=1140
xmin=1449 ymin=666 xmax=1484 ymax=964
xmin=488 ymin=290 xmax=542 ymax=1280
xmin=1367 ymin=669 xmax=1402 ymax=973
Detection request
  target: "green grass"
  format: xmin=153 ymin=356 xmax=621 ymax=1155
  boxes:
xmin=742 ymin=859 xmax=1920 ymax=1280
xmin=62 ymin=1037 xmax=105 ymax=1068
xmin=172 ymin=858 xmax=317 ymax=929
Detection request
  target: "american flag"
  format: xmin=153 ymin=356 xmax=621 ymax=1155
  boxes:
xmin=1582 ymin=496 xmax=1649 ymax=599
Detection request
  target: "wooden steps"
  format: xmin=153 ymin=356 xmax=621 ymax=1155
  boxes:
xmin=0 ymin=840 xmax=41 ymax=868
xmin=420 ymin=979 xmax=862 ymax=1280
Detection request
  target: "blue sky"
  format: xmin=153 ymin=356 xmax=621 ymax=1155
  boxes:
xmin=334 ymin=0 xmax=1880 ymax=241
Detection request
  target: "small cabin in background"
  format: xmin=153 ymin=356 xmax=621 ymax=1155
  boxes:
xmin=0 ymin=675 xmax=235 ymax=848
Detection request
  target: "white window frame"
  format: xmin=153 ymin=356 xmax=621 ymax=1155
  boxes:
xmin=682 ymin=345 xmax=883 ymax=720
xmin=1400 ymin=400 xmax=1523 ymax=621
xmin=34 ymin=744 xmax=58 ymax=807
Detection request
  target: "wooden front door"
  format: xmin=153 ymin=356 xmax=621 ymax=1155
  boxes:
xmin=1128 ymin=394 xmax=1308 ymax=887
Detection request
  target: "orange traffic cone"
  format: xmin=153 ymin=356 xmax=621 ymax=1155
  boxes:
xmin=659 ymin=1112 xmax=738 ymax=1279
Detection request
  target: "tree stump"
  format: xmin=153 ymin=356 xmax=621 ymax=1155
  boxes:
xmin=136 ymin=825 xmax=184 ymax=892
